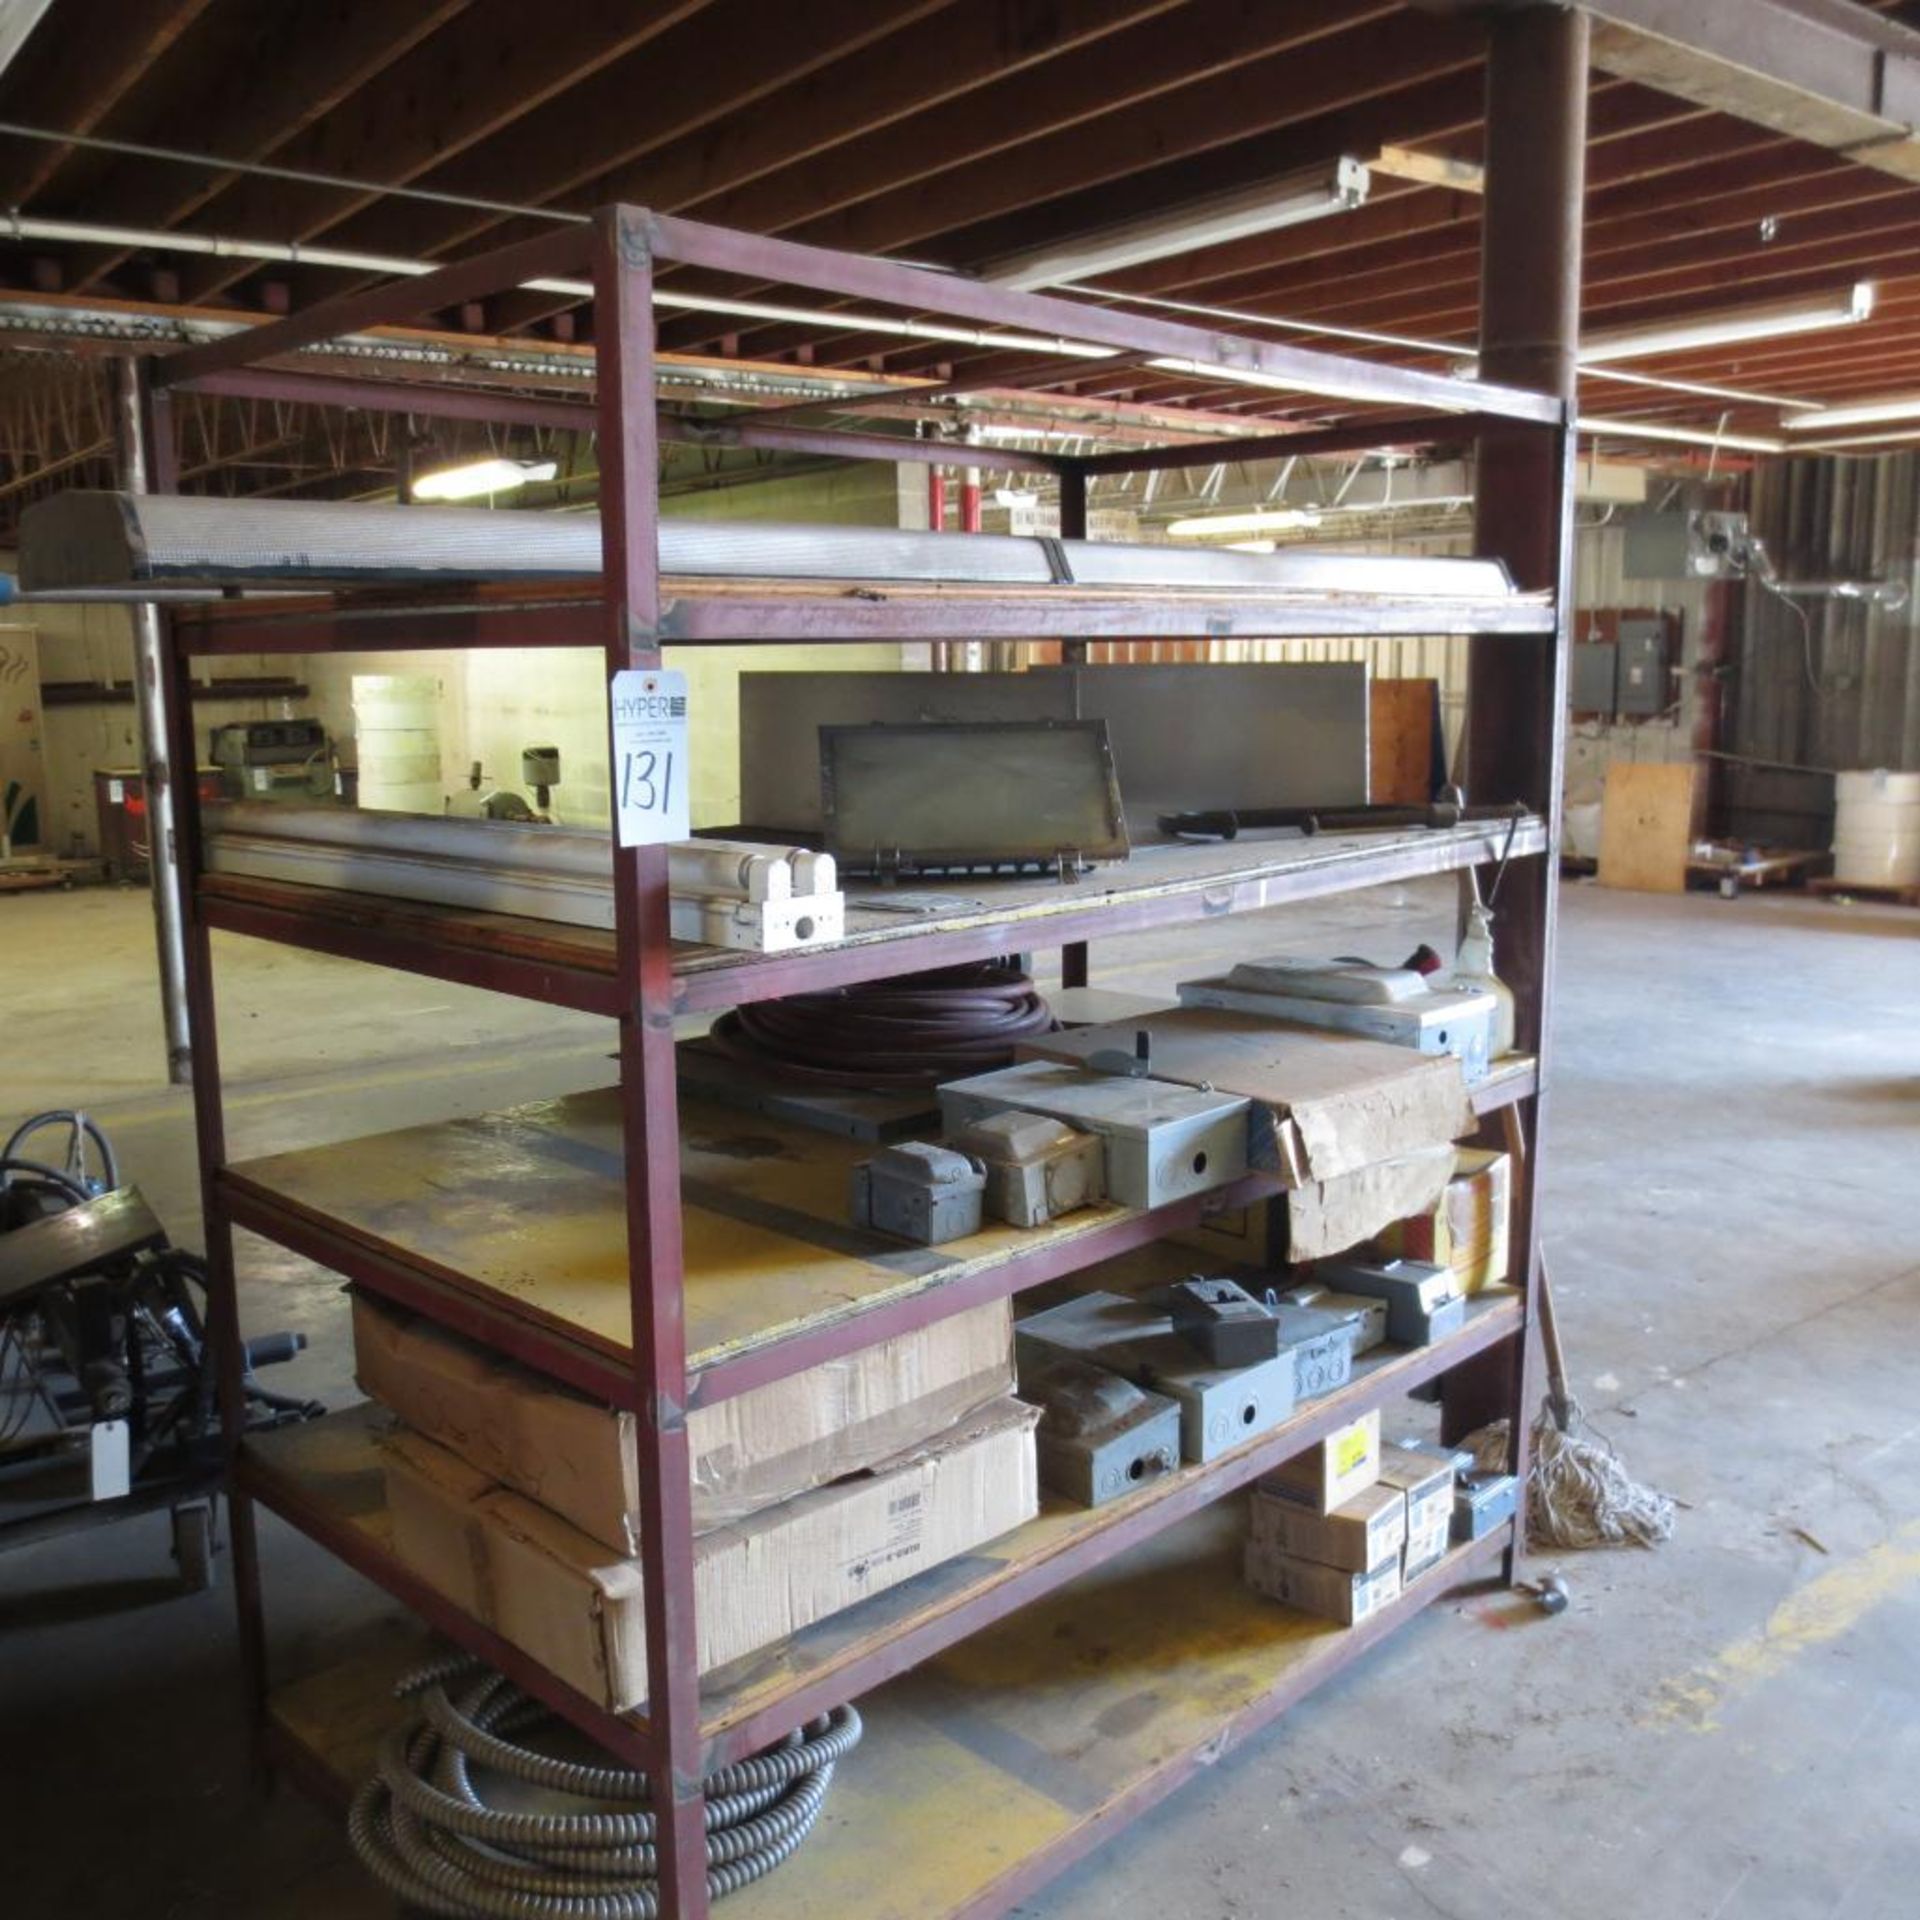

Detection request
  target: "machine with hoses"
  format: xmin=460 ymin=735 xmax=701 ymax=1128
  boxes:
xmin=0 ymin=1109 xmax=322 ymax=1587
xmin=350 ymin=1656 xmax=861 ymax=1917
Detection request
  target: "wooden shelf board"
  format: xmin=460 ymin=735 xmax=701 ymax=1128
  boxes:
xmin=197 ymin=817 xmax=1548 ymax=1016
xmin=265 ymin=1501 xmax=1511 ymax=1920
xmin=244 ymin=1292 xmax=1519 ymax=1765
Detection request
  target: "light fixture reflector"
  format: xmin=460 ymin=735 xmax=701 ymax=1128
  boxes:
xmin=412 ymin=456 xmax=560 ymax=502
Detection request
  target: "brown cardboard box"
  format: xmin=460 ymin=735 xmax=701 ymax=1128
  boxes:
xmin=1379 ymin=1442 xmax=1457 ymax=1579
xmin=1371 ymin=1148 xmax=1511 ymax=1294
xmin=385 ymin=1396 xmax=1040 ymax=1713
xmin=354 ymin=1292 xmax=1016 ymax=1549
xmin=1260 ymin=1410 xmax=1381 ymax=1515
xmin=1244 ymin=1535 xmax=1403 ymax=1625
xmin=1249 ymin=1479 xmax=1406 ymax=1573
xmin=1173 ymin=1143 xmax=1456 ymax=1266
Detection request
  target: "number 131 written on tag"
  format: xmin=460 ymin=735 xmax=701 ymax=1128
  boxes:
xmin=611 ymin=668 xmax=691 ymax=847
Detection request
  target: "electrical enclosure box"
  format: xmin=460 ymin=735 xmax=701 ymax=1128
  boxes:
xmin=1570 ymin=642 xmax=1618 ymax=715
xmin=1614 ymin=618 xmax=1670 ymax=717
xmin=1623 ymin=510 xmax=1749 ymax=580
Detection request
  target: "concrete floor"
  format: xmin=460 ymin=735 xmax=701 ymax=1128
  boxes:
xmin=3 ymin=876 xmax=1917 ymax=1919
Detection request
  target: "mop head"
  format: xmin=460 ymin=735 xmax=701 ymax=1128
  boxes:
xmin=1468 ymin=1404 xmax=1677 ymax=1551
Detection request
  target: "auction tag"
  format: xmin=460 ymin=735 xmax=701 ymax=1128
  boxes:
xmin=611 ymin=668 xmax=691 ymax=847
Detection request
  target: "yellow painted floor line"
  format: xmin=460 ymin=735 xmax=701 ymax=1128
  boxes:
xmin=1648 ymin=1516 xmax=1920 ymax=1731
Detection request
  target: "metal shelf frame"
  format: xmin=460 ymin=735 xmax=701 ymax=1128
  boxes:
xmin=127 ymin=183 xmax=1577 ymax=1920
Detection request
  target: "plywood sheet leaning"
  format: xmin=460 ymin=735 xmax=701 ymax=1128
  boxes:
xmin=1599 ymin=761 xmax=1700 ymax=894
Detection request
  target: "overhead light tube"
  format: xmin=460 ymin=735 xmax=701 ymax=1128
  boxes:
xmin=411 ymin=455 xmax=559 ymax=501
xmin=982 ymin=158 xmax=1370 ymax=291
xmin=1782 ymin=391 xmax=1920 ymax=433
xmin=1577 ymin=284 xmax=1874 ymax=364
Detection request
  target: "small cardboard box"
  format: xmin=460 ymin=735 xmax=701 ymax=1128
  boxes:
xmin=1378 ymin=1441 xmax=1456 ymax=1555
xmin=385 ymin=1396 xmax=1040 ymax=1713
xmin=1244 ymin=1535 xmax=1403 ymax=1625
xmin=1249 ymin=1478 xmax=1406 ymax=1573
xmin=354 ymin=1291 xmax=1016 ymax=1549
xmin=1260 ymin=1409 xmax=1381 ymax=1514
xmin=1372 ymin=1148 xmax=1511 ymax=1294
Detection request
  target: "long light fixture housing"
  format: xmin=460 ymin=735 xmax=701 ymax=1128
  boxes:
xmin=1578 ymin=284 xmax=1875 ymax=364
xmin=1781 ymin=391 xmax=1920 ymax=433
xmin=981 ymin=158 xmax=1370 ymax=291
xmin=412 ymin=456 xmax=559 ymax=501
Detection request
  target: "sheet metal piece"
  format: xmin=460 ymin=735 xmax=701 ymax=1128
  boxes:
xmin=20 ymin=490 xmax=1522 ymax=599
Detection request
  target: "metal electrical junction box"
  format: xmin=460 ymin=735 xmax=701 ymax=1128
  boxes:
xmin=1270 ymin=1301 xmax=1354 ymax=1399
xmin=209 ymin=718 xmax=332 ymax=803
xmin=1016 ymin=1292 xmax=1295 ymax=1463
xmin=1164 ymin=1276 xmax=1282 ymax=1367
xmin=938 ymin=1062 xmax=1250 ymax=1210
xmin=1570 ymin=642 xmax=1618 ymax=716
xmin=1282 ymin=1285 xmax=1388 ymax=1359
xmin=1313 ymin=1256 xmax=1466 ymax=1346
xmin=948 ymin=1111 xmax=1106 ymax=1227
xmin=848 ymin=1142 xmax=986 ymax=1245
xmin=1623 ymin=509 xmax=1750 ymax=581
xmin=1016 ymin=1349 xmax=1182 ymax=1507
xmin=1615 ymin=617 xmax=1670 ymax=717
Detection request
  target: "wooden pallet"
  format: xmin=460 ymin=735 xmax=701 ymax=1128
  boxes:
xmin=1685 ymin=844 xmax=1830 ymax=898
xmin=1807 ymin=875 xmax=1920 ymax=907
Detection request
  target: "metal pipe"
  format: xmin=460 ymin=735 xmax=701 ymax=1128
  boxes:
xmin=111 ymin=357 xmax=192 ymax=1084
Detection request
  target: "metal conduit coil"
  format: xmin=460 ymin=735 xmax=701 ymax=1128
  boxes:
xmin=348 ymin=1657 xmax=862 ymax=1918
xmin=707 ymin=961 xmax=1057 ymax=1091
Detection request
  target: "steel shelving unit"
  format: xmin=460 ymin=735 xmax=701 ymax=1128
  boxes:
xmin=125 ymin=204 xmax=1572 ymax=1920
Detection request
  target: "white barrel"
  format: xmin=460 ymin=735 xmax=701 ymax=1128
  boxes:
xmin=1832 ymin=768 xmax=1920 ymax=887
xmin=352 ymin=672 xmax=445 ymax=813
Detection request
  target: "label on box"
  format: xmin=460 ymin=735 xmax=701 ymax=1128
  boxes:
xmin=1331 ymin=1421 xmax=1373 ymax=1477
xmin=611 ymin=668 xmax=690 ymax=847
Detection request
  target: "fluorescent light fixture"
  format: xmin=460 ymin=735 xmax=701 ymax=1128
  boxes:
xmin=412 ymin=456 xmax=560 ymax=501
xmin=1782 ymin=392 xmax=1920 ymax=433
xmin=1578 ymin=284 xmax=1874 ymax=365
xmin=1576 ymin=414 xmax=1785 ymax=454
xmin=1223 ymin=539 xmax=1278 ymax=554
xmin=982 ymin=158 xmax=1369 ymax=291
xmin=1166 ymin=507 xmax=1325 ymax=539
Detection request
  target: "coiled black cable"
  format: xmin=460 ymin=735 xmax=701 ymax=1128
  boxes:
xmin=707 ymin=960 xmax=1056 ymax=1091
xmin=348 ymin=1657 xmax=861 ymax=1917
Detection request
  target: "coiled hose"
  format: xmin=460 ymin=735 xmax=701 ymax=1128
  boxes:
xmin=348 ymin=1657 xmax=862 ymax=1918
xmin=708 ymin=960 xmax=1056 ymax=1090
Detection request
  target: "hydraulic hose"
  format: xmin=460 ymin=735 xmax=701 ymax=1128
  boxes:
xmin=348 ymin=1658 xmax=861 ymax=1918
xmin=708 ymin=960 xmax=1055 ymax=1090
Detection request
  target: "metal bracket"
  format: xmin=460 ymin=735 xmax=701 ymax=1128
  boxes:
xmin=1036 ymin=536 xmax=1076 ymax=584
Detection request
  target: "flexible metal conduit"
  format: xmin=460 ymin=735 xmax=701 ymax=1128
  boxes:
xmin=348 ymin=1658 xmax=861 ymax=1917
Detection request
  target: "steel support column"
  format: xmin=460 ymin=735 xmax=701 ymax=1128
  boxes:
xmin=596 ymin=208 xmax=711 ymax=1920
xmin=111 ymin=357 xmax=192 ymax=1084
xmin=1446 ymin=7 xmax=1586 ymax=1506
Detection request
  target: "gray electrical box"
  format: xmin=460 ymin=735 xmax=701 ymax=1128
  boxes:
xmin=1624 ymin=510 xmax=1749 ymax=581
xmin=1615 ymin=618 xmax=1670 ymax=717
xmin=1570 ymin=642 xmax=1618 ymax=715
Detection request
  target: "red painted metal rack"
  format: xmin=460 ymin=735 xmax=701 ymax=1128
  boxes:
xmin=134 ymin=204 xmax=1573 ymax=1920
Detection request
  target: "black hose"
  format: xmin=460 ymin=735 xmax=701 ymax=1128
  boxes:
xmin=708 ymin=961 xmax=1055 ymax=1091
xmin=3 ymin=1111 xmax=118 ymax=1192
xmin=348 ymin=1659 xmax=860 ymax=1917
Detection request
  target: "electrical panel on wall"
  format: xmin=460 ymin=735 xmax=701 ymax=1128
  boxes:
xmin=1623 ymin=510 xmax=1751 ymax=581
xmin=1568 ymin=609 xmax=1679 ymax=720
xmin=1614 ymin=618 xmax=1670 ymax=717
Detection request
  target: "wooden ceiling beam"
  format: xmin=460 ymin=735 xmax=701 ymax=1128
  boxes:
xmin=0 ymin=0 xmax=216 ymax=205
xmin=170 ymin=0 xmax=715 ymax=304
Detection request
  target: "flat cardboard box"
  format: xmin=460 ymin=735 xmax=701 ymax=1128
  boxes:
xmin=1371 ymin=1148 xmax=1511 ymax=1293
xmin=1019 ymin=1008 xmax=1473 ymax=1188
xmin=1244 ymin=1536 xmax=1403 ymax=1625
xmin=385 ymin=1396 xmax=1040 ymax=1713
xmin=355 ymin=1292 xmax=1016 ymax=1549
xmin=1261 ymin=1409 xmax=1381 ymax=1514
xmin=1249 ymin=1478 xmax=1406 ymax=1573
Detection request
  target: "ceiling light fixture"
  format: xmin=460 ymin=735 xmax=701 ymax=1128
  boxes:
xmin=1575 ymin=414 xmax=1785 ymax=454
xmin=411 ymin=455 xmax=559 ymax=501
xmin=1166 ymin=507 xmax=1325 ymax=539
xmin=1577 ymin=284 xmax=1874 ymax=364
xmin=982 ymin=158 xmax=1370 ymax=291
xmin=1781 ymin=391 xmax=1920 ymax=433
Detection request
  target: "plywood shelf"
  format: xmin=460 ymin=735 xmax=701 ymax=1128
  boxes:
xmin=263 ymin=1497 xmax=1511 ymax=1918
xmin=243 ymin=1292 xmax=1517 ymax=1767
xmin=196 ymin=816 xmax=1548 ymax=1015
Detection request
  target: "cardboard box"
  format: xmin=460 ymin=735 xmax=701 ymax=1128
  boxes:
xmin=385 ymin=1396 xmax=1040 ymax=1713
xmin=1372 ymin=1148 xmax=1511 ymax=1294
xmin=354 ymin=1292 xmax=1016 ymax=1549
xmin=1378 ymin=1440 xmax=1456 ymax=1580
xmin=1249 ymin=1478 xmax=1406 ymax=1573
xmin=1260 ymin=1409 xmax=1381 ymax=1514
xmin=1244 ymin=1536 xmax=1403 ymax=1625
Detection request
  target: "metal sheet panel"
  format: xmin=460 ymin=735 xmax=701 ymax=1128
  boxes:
xmin=20 ymin=490 xmax=1519 ymax=599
